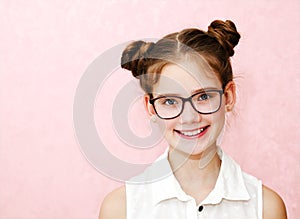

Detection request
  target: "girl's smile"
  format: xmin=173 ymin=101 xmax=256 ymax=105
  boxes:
xmin=174 ymin=125 xmax=210 ymax=139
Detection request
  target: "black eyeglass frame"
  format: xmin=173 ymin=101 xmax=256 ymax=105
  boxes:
xmin=149 ymin=89 xmax=224 ymax=120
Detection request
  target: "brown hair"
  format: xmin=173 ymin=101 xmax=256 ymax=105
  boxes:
xmin=121 ymin=20 xmax=240 ymax=94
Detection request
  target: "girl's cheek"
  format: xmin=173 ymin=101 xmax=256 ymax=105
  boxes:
xmin=165 ymin=118 xmax=180 ymax=130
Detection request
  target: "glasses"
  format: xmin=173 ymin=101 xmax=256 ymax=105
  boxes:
xmin=149 ymin=89 xmax=224 ymax=120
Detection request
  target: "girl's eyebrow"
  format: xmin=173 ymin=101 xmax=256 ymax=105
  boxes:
xmin=153 ymin=87 xmax=220 ymax=98
xmin=192 ymin=87 xmax=221 ymax=93
xmin=153 ymin=93 xmax=182 ymax=98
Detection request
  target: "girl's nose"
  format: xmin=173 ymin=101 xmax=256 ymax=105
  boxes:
xmin=180 ymin=101 xmax=200 ymax=123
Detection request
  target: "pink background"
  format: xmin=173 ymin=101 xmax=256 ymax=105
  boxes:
xmin=1 ymin=0 xmax=300 ymax=218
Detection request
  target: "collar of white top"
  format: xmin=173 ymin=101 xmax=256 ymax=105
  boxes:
xmin=149 ymin=146 xmax=251 ymax=206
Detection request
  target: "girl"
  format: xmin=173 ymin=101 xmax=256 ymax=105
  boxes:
xmin=99 ymin=20 xmax=287 ymax=219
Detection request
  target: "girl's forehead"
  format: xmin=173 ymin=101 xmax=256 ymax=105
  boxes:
xmin=152 ymin=63 xmax=222 ymax=95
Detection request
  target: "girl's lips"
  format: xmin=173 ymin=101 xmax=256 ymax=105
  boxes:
xmin=174 ymin=125 xmax=210 ymax=139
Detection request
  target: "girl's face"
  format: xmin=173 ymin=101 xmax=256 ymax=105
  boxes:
xmin=144 ymin=59 xmax=235 ymax=156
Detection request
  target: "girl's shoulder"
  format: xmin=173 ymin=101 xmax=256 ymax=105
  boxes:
xmin=262 ymin=185 xmax=287 ymax=219
xmin=98 ymin=186 xmax=126 ymax=219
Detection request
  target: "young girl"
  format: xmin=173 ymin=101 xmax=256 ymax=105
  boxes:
xmin=99 ymin=20 xmax=287 ymax=219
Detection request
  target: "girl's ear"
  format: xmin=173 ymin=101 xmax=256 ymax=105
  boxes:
xmin=144 ymin=94 xmax=156 ymax=116
xmin=224 ymin=81 xmax=236 ymax=112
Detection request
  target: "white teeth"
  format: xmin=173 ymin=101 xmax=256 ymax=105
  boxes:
xmin=180 ymin=128 xmax=204 ymax=136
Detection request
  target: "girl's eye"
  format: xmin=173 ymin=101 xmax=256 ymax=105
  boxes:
xmin=164 ymin=98 xmax=177 ymax=105
xmin=198 ymin=93 xmax=209 ymax=101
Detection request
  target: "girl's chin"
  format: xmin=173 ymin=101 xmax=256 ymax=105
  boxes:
xmin=169 ymin=144 xmax=210 ymax=157
xmin=171 ymin=136 xmax=209 ymax=151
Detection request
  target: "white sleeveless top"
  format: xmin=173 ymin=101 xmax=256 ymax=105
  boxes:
xmin=125 ymin=148 xmax=262 ymax=219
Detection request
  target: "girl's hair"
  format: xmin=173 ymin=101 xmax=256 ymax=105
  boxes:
xmin=121 ymin=20 xmax=240 ymax=94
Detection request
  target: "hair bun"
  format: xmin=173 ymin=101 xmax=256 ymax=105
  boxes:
xmin=121 ymin=40 xmax=155 ymax=78
xmin=207 ymin=20 xmax=240 ymax=57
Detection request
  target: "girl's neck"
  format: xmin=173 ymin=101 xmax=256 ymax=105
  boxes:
xmin=168 ymin=145 xmax=221 ymax=182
